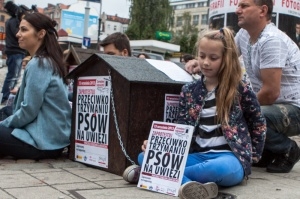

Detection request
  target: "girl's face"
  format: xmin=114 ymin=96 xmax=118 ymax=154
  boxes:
xmin=16 ymin=19 xmax=45 ymax=56
xmin=198 ymin=37 xmax=223 ymax=79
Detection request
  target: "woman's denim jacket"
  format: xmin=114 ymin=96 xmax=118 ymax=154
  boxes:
xmin=177 ymin=78 xmax=266 ymax=177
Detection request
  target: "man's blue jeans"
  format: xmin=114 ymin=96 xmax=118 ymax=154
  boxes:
xmin=1 ymin=53 xmax=25 ymax=103
xmin=261 ymin=104 xmax=300 ymax=154
xmin=138 ymin=151 xmax=244 ymax=187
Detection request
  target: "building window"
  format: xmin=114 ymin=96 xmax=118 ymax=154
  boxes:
xmin=176 ymin=5 xmax=186 ymax=9
xmin=193 ymin=15 xmax=199 ymax=26
xmin=176 ymin=16 xmax=182 ymax=27
xmin=107 ymin=24 xmax=110 ymax=30
xmin=0 ymin=15 xmax=4 ymax=22
xmin=197 ymin=2 xmax=207 ymax=7
xmin=186 ymin=3 xmax=195 ymax=8
xmin=170 ymin=16 xmax=174 ymax=27
xmin=201 ymin=14 xmax=208 ymax=25
xmin=50 ymin=13 xmax=54 ymax=19
xmin=114 ymin=25 xmax=117 ymax=31
xmin=123 ymin=27 xmax=127 ymax=33
xmin=55 ymin=11 xmax=60 ymax=18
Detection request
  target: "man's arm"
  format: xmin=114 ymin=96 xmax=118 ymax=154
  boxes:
xmin=257 ymin=68 xmax=282 ymax=105
xmin=185 ymin=59 xmax=200 ymax=74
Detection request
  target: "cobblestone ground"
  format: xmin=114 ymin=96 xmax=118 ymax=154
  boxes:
xmin=0 ymin=65 xmax=299 ymax=145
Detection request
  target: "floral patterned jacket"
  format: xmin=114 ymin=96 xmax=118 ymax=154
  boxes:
xmin=177 ymin=78 xmax=266 ymax=177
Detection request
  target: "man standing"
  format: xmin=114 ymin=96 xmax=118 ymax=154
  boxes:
xmin=1 ymin=1 xmax=26 ymax=104
xmin=235 ymin=0 xmax=300 ymax=173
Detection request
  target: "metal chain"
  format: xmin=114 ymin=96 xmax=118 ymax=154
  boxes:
xmin=108 ymin=69 xmax=136 ymax=165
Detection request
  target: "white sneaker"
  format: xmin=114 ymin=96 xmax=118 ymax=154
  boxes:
xmin=179 ymin=181 xmax=218 ymax=199
xmin=122 ymin=164 xmax=141 ymax=184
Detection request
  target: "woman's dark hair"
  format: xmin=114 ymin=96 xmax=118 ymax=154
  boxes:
xmin=22 ymin=12 xmax=67 ymax=84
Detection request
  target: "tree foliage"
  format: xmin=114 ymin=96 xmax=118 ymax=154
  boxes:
xmin=126 ymin=0 xmax=173 ymax=40
xmin=171 ymin=12 xmax=199 ymax=55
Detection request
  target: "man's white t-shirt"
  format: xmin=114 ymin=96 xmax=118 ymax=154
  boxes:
xmin=235 ymin=23 xmax=300 ymax=107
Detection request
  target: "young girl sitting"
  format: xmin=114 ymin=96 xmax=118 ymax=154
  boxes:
xmin=123 ymin=27 xmax=266 ymax=199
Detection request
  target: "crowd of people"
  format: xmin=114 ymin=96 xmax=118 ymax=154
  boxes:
xmin=0 ymin=0 xmax=300 ymax=198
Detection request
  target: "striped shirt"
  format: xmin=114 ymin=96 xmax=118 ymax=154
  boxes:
xmin=193 ymin=91 xmax=231 ymax=152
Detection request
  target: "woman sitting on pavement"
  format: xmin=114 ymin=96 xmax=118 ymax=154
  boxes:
xmin=122 ymin=27 xmax=266 ymax=199
xmin=0 ymin=12 xmax=71 ymax=159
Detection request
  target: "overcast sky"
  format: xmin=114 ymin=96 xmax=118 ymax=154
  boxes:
xmin=13 ymin=0 xmax=131 ymax=18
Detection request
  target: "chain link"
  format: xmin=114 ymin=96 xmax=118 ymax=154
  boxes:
xmin=108 ymin=69 xmax=136 ymax=165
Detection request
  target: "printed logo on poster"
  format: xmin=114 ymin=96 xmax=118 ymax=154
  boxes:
xmin=137 ymin=121 xmax=194 ymax=197
xmin=75 ymin=76 xmax=111 ymax=168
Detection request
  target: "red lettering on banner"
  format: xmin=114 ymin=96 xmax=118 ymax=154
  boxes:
xmin=229 ymin=0 xmax=239 ymax=6
xmin=282 ymin=0 xmax=300 ymax=10
xmin=210 ymin=0 xmax=225 ymax=10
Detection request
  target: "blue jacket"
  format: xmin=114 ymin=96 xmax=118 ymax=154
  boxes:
xmin=177 ymin=78 xmax=266 ymax=177
xmin=1 ymin=57 xmax=71 ymax=150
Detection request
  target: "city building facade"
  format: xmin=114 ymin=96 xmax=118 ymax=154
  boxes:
xmin=169 ymin=0 xmax=209 ymax=33
xmin=99 ymin=12 xmax=129 ymax=40
xmin=43 ymin=3 xmax=69 ymax=30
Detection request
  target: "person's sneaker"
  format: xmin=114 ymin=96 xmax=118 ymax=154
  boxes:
xmin=179 ymin=181 xmax=218 ymax=199
xmin=122 ymin=164 xmax=141 ymax=184
xmin=267 ymin=140 xmax=300 ymax=173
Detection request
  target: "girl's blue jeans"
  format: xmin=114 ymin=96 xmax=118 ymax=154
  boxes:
xmin=138 ymin=151 xmax=244 ymax=187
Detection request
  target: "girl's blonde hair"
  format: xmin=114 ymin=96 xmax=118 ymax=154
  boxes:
xmin=196 ymin=27 xmax=242 ymax=125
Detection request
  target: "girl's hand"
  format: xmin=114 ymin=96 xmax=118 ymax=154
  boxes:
xmin=141 ymin=140 xmax=148 ymax=152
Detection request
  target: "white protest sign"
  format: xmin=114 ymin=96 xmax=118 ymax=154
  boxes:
xmin=75 ymin=76 xmax=111 ymax=168
xmin=137 ymin=121 xmax=194 ymax=197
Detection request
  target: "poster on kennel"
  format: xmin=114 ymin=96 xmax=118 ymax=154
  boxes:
xmin=74 ymin=76 xmax=111 ymax=168
xmin=164 ymin=94 xmax=180 ymax=123
xmin=137 ymin=121 xmax=194 ymax=197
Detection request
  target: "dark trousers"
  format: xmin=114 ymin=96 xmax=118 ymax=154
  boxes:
xmin=1 ymin=53 xmax=25 ymax=103
xmin=262 ymin=104 xmax=300 ymax=154
xmin=0 ymin=125 xmax=63 ymax=159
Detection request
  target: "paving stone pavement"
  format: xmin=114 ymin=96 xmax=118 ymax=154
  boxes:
xmin=0 ymin=66 xmax=299 ymax=198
